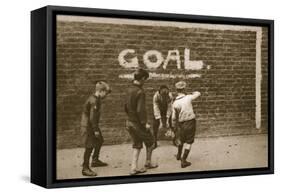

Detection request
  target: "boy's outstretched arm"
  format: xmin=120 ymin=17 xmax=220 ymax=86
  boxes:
xmin=191 ymin=91 xmax=201 ymax=100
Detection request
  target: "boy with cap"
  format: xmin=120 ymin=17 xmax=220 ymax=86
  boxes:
xmin=152 ymin=85 xmax=173 ymax=148
xmin=171 ymin=81 xmax=201 ymax=168
xmin=80 ymin=81 xmax=111 ymax=176
xmin=124 ymin=68 xmax=158 ymax=175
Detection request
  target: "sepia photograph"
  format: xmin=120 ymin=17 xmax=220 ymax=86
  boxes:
xmin=55 ymin=14 xmax=270 ymax=180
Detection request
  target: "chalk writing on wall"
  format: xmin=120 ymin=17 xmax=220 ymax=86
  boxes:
xmin=118 ymin=49 xmax=139 ymax=68
xmin=118 ymin=48 xmax=209 ymax=79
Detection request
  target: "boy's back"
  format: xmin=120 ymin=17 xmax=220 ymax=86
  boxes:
xmin=172 ymin=92 xmax=200 ymax=123
xmin=124 ymin=84 xmax=147 ymax=125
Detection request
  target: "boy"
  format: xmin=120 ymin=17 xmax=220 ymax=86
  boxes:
xmin=80 ymin=81 xmax=111 ymax=176
xmin=171 ymin=81 xmax=201 ymax=168
xmin=124 ymin=68 xmax=158 ymax=175
xmin=152 ymin=85 xmax=173 ymax=148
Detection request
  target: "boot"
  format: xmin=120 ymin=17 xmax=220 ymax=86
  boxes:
xmin=91 ymin=159 xmax=108 ymax=167
xmin=181 ymin=149 xmax=191 ymax=168
xmin=82 ymin=167 xmax=97 ymax=176
xmin=176 ymin=145 xmax=183 ymax=160
xmin=145 ymin=145 xmax=158 ymax=169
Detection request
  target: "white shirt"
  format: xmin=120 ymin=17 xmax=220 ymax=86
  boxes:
xmin=172 ymin=92 xmax=201 ymax=127
xmin=152 ymin=91 xmax=173 ymax=119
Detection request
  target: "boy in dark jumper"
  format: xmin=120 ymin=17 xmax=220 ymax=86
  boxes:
xmin=80 ymin=81 xmax=111 ymax=176
xmin=125 ymin=68 xmax=158 ymax=175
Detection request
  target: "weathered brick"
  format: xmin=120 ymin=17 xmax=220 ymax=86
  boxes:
xmin=56 ymin=21 xmax=268 ymax=149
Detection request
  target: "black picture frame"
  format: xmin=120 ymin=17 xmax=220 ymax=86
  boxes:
xmin=31 ymin=5 xmax=274 ymax=188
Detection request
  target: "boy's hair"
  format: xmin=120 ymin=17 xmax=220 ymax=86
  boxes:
xmin=134 ymin=68 xmax=149 ymax=81
xmin=159 ymin=85 xmax=169 ymax=91
xmin=176 ymin=88 xmax=185 ymax=93
xmin=175 ymin=81 xmax=186 ymax=93
xmin=95 ymin=80 xmax=111 ymax=93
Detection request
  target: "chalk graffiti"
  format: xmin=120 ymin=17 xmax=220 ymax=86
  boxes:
xmin=184 ymin=48 xmax=204 ymax=70
xmin=143 ymin=50 xmax=164 ymax=69
xmin=118 ymin=48 xmax=205 ymax=70
xmin=117 ymin=48 xmax=209 ymax=80
xmin=118 ymin=73 xmax=201 ymax=80
xmin=163 ymin=50 xmax=181 ymax=70
xmin=118 ymin=49 xmax=139 ymax=68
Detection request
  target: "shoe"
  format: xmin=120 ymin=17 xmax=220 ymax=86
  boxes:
xmin=129 ymin=168 xmax=147 ymax=175
xmin=181 ymin=160 xmax=191 ymax=168
xmin=82 ymin=167 xmax=97 ymax=176
xmin=91 ymin=159 xmax=108 ymax=167
xmin=176 ymin=153 xmax=181 ymax=160
xmin=144 ymin=163 xmax=158 ymax=169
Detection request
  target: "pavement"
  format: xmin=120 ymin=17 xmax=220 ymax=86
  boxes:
xmin=56 ymin=134 xmax=268 ymax=180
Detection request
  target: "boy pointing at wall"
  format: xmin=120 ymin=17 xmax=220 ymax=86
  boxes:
xmin=172 ymin=81 xmax=201 ymax=168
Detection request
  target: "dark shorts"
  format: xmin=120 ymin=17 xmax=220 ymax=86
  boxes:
xmin=84 ymin=128 xmax=104 ymax=148
xmin=126 ymin=120 xmax=154 ymax=149
xmin=178 ymin=119 xmax=196 ymax=144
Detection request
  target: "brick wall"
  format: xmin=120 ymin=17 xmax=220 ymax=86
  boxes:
xmin=56 ymin=17 xmax=268 ymax=149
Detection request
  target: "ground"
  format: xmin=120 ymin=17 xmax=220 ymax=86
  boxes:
xmin=56 ymin=134 xmax=268 ymax=179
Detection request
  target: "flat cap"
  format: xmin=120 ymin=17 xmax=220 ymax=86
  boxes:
xmin=175 ymin=81 xmax=186 ymax=90
xmin=134 ymin=68 xmax=149 ymax=81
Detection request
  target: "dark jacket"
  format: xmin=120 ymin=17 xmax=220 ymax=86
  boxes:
xmin=81 ymin=95 xmax=101 ymax=133
xmin=124 ymin=83 xmax=147 ymax=126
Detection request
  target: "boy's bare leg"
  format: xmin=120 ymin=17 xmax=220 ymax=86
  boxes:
xmin=131 ymin=148 xmax=140 ymax=170
xmin=130 ymin=148 xmax=146 ymax=175
xmin=181 ymin=143 xmax=192 ymax=168
xmin=145 ymin=145 xmax=158 ymax=169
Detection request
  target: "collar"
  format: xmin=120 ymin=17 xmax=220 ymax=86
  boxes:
xmin=175 ymin=94 xmax=186 ymax=100
xmin=93 ymin=94 xmax=101 ymax=101
xmin=132 ymin=81 xmax=142 ymax=89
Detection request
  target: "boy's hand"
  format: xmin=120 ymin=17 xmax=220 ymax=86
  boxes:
xmin=166 ymin=120 xmax=170 ymax=128
xmin=159 ymin=120 xmax=163 ymax=129
xmin=94 ymin=131 xmax=101 ymax=137
xmin=145 ymin=123 xmax=151 ymax=130
xmin=165 ymin=129 xmax=175 ymax=138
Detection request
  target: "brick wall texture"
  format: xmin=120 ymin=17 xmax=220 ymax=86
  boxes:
xmin=56 ymin=19 xmax=268 ymax=149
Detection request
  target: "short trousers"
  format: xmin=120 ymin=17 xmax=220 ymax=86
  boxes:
xmin=84 ymin=128 xmax=104 ymax=148
xmin=178 ymin=119 xmax=196 ymax=144
xmin=126 ymin=120 xmax=154 ymax=149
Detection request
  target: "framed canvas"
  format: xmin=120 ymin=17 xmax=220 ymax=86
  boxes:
xmin=31 ymin=5 xmax=274 ymax=188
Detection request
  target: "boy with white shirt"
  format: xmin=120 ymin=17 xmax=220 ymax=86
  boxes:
xmin=172 ymin=81 xmax=201 ymax=168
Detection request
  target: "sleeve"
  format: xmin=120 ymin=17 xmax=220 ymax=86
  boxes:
xmin=171 ymin=103 xmax=179 ymax=129
xmin=89 ymin=98 xmax=99 ymax=132
xmin=166 ymin=92 xmax=173 ymax=118
xmin=153 ymin=92 xmax=161 ymax=120
xmin=80 ymin=112 xmax=88 ymax=128
xmin=136 ymin=91 xmax=147 ymax=125
xmin=80 ymin=102 xmax=88 ymax=128
xmin=190 ymin=91 xmax=201 ymax=100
